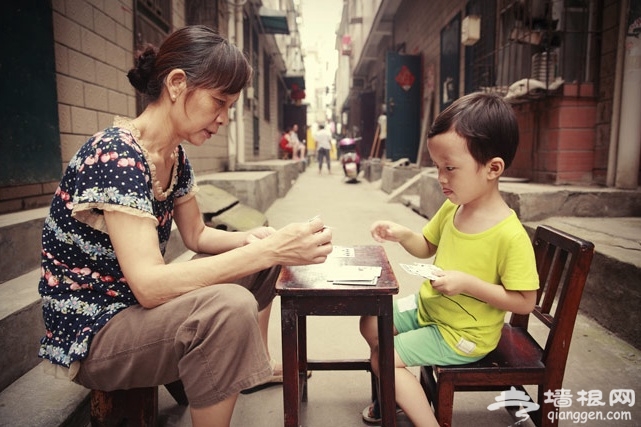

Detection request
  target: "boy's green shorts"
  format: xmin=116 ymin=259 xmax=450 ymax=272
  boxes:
xmin=393 ymin=294 xmax=484 ymax=367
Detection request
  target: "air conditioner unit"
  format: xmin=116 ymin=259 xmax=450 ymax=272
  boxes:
xmin=461 ymin=15 xmax=481 ymax=46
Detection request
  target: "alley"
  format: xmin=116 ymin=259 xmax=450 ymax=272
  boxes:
xmin=159 ymin=162 xmax=641 ymax=427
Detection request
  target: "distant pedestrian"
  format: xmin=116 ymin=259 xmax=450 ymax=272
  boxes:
xmin=314 ymin=123 xmax=332 ymax=174
xmin=377 ymin=104 xmax=387 ymax=158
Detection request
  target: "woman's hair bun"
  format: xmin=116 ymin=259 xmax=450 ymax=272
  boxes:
xmin=127 ymin=46 xmax=158 ymax=94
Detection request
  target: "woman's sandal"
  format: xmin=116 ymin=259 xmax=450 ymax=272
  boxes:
xmin=240 ymin=359 xmax=311 ymax=394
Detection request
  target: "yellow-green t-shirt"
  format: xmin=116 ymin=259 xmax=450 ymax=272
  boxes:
xmin=419 ymin=200 xmax=539 ymax=357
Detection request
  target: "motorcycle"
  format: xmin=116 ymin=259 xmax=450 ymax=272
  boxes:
xmin=338 ymin=137 xmax=361 ymax=182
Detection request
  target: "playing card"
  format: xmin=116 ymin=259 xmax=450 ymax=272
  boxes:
xmin=400 ymin=263 xmax=443 ymax=280
xmin=329 ymin=246 xmax=355 ymax=257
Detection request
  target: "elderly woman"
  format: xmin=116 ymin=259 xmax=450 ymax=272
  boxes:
xmin=38 ymin=25 xmax=332 ymax=427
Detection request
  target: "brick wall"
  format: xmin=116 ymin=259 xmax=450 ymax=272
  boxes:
xmin=0 ymin=0 xmax=248 ymax=214
xmin=389 ymin=0 xmax=614 ymax=186
xmin=0 ymin=0 xmax=136 ymax=214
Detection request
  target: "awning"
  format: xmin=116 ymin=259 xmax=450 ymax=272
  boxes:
xmin=258 ymin=7 xmax=289 ymax=35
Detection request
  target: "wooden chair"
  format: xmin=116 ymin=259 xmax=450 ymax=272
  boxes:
xmin=90 ymin=381 xmax=188 ymax=426
xmin=420 ymin=225 xmax=595 ymax=427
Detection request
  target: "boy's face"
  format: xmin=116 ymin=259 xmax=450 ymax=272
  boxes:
xmin=427 ymin=130 xmax=492 ymax=206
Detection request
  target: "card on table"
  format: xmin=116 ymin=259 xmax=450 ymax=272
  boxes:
xmin=327 ymin=265 xmax=382 ymax=285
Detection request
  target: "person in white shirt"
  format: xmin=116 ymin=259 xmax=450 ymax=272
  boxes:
xmin=314 ymin=123 xmax=332 ymax=174
xmin=377 ymin=104 xmax=387 ymax=158
xmin=289 ymin=124 xmax=306 ymax=161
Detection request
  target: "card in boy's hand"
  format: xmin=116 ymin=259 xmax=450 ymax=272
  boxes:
xmin=400 ymin=263 xmax=443 ymax=280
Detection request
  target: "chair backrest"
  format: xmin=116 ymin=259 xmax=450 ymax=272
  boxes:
xmin=509 ymin=225 xmax=594 ymax=376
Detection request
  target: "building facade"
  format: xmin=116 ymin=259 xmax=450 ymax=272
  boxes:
xmin=335 ymin=0 xmax=641 ymax=188
xmin=0 ymin=0 xmax=306 ymax=214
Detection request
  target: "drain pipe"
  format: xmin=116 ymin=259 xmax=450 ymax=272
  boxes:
xmin=607 ymin=0 xmax=628 ymax=186
xmin=227 ymin=0 xmax=238 ymax=171
xmin=615 ymin=0 xmax=641 ymax=189
xmin=235 ymin=0 xmax=246 ymax=166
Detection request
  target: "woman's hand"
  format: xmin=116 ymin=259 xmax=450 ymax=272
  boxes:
xmin=244 ymin=226 xmax=276 ymax=244
xmin=262 ymin=217 xmax=332 ymax=265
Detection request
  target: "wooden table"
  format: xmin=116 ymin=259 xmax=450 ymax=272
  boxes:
xmin=276 ymin=245 xmax=399 ymax=426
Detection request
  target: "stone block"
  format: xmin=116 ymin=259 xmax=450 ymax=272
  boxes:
xmin=236 ymin=160 xmax=300 ymax=198
xmin=380 ymin=164 xmax=422 ymax=194
xmin=199 ymin=171 xmax=278 ymax=212
xmin=362 ymin=159 xmax=383 ymax=182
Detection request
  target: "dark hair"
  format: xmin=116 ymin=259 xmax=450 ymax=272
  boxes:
xmin=127 ymin=25 xmax=252 ymax=102
xmin=428 ymin=92 xmax=519 ymax=169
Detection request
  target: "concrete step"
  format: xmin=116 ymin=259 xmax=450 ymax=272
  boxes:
xmin=196 ymin=184 xmax=268 ymax=230
xmin=199 ymin=170 xmax=280 ymax=213
xmin=0 ymin=269 xmax=44 ymax=391
xmin=414 ymin=167 xmax=641 ymax=221
xmin=0 ymin=207 xmax=48 ymax=283
xmin=522 ymin=216 xmax=641 ymax=350
xmin=0 ymin=233 xmax=188 ymax=394
xmin=235 ymin=159 xmax=303 ymax=198
xmin=0 ymin=361 xmax=90 ymax=427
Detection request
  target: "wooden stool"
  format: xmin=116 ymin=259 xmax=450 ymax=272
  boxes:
xmin=90 ymin=381 xmax=188 ymax=426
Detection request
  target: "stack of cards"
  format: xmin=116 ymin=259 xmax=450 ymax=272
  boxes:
xmin=327 ymin=266 xmax=382 ymax=286
xmin=328 ymin=246 xmax=355 ymax=258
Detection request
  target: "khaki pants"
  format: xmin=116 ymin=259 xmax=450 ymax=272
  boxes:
xmin=74 ymin=266 xmax=280 ymax=408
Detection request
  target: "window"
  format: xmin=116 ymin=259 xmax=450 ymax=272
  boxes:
xmin=133 ymin=0 xmax=172 ymax=114
xmin=465 ymin=1 xmax=497 ymax=94
xmin=136 ymin=0 xmax=171 ymax=34
xmin=466 ymin=0 xmax=599 ymax=97
xmin=186 ymin=0 xmax=219 ymax=29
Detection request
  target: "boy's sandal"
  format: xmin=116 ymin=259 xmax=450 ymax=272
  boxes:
xmin=361 ymin=400 xmax=403 ymax=424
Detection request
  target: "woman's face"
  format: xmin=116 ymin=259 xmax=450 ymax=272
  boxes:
xmin=176 ymin=87 xmax=240 ymax=146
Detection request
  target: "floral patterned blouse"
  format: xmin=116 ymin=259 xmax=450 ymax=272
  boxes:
xmin=38 ymin=118 xmax=197 ymax=368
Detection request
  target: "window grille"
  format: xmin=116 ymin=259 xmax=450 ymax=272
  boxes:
xmin=465 ymin=0 xmax=600 ymax=99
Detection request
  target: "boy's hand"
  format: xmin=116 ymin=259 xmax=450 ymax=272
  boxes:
xmin=370 ymin=220 xmax=412 ymax=243
xmin=430 ymin=270 xmax=472 ymax=296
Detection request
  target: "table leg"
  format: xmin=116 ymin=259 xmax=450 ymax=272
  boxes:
xmin=298 ymin=316 xmax=308 ymax=402
xmin=281 ymin=305 xmax=299 ymax=427
xmin=378 ymin=297 xmax=396 ymax=427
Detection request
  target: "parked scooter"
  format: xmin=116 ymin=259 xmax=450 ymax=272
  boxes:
xmin=338 ymin=137 xmax=361 ymax=182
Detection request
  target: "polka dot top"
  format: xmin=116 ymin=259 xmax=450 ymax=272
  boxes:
xmin=38 ymin=120 xmax=197 ymax=368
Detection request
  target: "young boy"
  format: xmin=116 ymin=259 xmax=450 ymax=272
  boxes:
xmin=360 ymin=92 xmax=540 ymax=426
